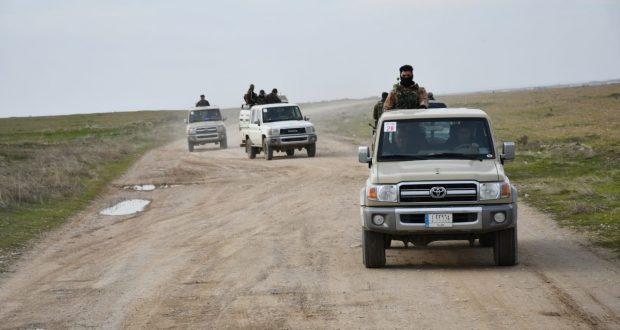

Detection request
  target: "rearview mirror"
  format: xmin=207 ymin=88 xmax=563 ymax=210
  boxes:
xmin=222 ymin=116 xmax=227 ymax=121
xmin=501 ymin=142 xmax=515 ymax=162
xmin=358 ymin=146 xmax=371 ymax=164
xmin=304 ymin=116 xmax=310 ymax=121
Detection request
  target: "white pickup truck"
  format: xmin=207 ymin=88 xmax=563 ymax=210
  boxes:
xmin=239 ymin=103 xmax=317 ymax=160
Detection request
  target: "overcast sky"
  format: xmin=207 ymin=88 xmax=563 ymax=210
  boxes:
xmin=1 ymin=0 xmax=619 ymax=117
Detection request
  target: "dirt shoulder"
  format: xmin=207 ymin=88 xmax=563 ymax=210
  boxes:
xmin=0 ymin=100 xmax=618 ymax=329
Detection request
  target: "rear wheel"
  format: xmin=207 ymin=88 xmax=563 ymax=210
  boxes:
xmin=362 ymin=230 xmax=386 ymax=268
xmin=264 ymin=141 xmax=273 ymax=160
xmin=286 ymin=149 xmax=294 ymax=157
xmin=306 ymin=143 xmax=316 ymax=157
xmin=246 ymin=138 xmax=256 ymax=159
xmin=188 ymin=141 xmax=194 ymax=152
xmin=220 ymin=138 xmax=227 ymax=149
xmin=493 ymin=228 xmax=518 ymax=266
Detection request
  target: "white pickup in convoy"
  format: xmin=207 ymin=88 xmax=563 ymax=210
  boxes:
xmin=239 ymin=103 xmax=317 ymax=160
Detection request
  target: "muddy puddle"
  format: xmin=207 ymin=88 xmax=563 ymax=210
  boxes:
xmin=100 ymin=199 xmax=151 ymax=216
xmin=123 ymin=184 xmax=181 ymax=191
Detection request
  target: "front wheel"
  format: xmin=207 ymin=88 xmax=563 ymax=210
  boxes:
xmin=220 ymin=138 xmax=227 ymax=149
xmin=286 ymin=149 xmax=294 ymax=157
xmin=493 ymin=228 xmax=518 ymax=266
xmin=246 ymin=138 xmax=256 ymax=159
xmin=306 ymin=143 xmax=316 ymax=158
xmin=362 ymin=230 xmax=386 ymax=268
xmin=188 ymin=141 xmax=194 ymax=152
xmin=264 ymin=141 xmax=273 ymax=160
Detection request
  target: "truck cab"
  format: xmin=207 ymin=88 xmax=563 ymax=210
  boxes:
xmin=358 ymin=108 xmax=517 ymax=267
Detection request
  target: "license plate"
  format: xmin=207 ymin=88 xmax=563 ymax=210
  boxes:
xmin=425 ymin=213 xmax=453 ymax=228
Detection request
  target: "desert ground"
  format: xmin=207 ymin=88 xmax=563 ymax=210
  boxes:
xmin=0 ymin=100 xmax=618 ymax=329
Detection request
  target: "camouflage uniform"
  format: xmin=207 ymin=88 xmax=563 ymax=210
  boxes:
xmin=373 ymin=100 xmax=384 ymax=123
xmin=383 ymin=83 xmax=428 ymax=111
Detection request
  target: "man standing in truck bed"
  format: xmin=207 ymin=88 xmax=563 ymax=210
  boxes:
xmin=196 ymin=94 xmax=210 ymax=107
xmin=383 ymin=64 xmax=428 ymax=111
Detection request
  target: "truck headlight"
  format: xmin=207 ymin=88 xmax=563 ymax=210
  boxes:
xmin=306 ymin=126 xmax=315 ymax=133
xmin=269 ymin=128 xmax=279 ymax=136
xmin=187 ymin=128 xmax=196 ymax=134
xmin=367 ymin=184 xmax=397 ymax=202
xmin=217 ymin=125 xmax=226 ymax=133
xmin=480 ymin=181 xmax=511 ymax=200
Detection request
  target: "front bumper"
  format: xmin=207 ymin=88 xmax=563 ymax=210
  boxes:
xmin=360 ymin=203 xmax=517 ymax=235
xmin=266 ymin=133 xmax=317 ymax=148
xmin=188 ymin=132 xmax=226 ymax=143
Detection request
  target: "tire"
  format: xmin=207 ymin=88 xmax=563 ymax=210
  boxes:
xmin=493 ymin=228 xmax=518 ymax=266
xmin=384 ymin=236 xmax=392 ymax=249
xmin=264 ymin=141 xmax=273 ymax=160
xmin=479 ymin=234 xmax=494 ymax=247
xmin=188 ymin=141 xmax=194 ymax=152
xmin=246 ymin=138 xmax=256 ymax=159
xmin=362 ymin=230 xmax=386 ymax=268
xmin=306 ymin=143 xmax=316 ymax=157
xmin=286 ymin=149 xmax=294 ymax=157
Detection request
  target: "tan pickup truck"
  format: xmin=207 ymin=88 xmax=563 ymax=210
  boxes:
xmin=358 ymin=108 xmax=517 ymax=267
xmin=185 ymin=106 xmax=227 ymax=152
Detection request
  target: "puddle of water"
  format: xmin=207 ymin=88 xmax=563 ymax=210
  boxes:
xmin=134 ymin=184 xmax=156 ymax=191
xmin=122 ymin=184 xmax=182 ymax=191
xmin=100 ymin=199 xmax=151 ymax=216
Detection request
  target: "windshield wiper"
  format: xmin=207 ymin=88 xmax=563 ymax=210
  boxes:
xmin=424 ymin=153 xmax=487 ymax=160
xmin=378 ymin=155 xmax=430 ymax=161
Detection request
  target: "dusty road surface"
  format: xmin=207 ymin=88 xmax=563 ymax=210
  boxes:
xmin=1 ymin=100 xmax=619 ymax=329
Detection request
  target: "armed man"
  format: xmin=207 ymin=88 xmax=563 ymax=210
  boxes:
xmin=196 ymin=94 xmax=210 ymax=107
xmin=383 ymin=64 xmax=428 ymax=111
xmin=373 ymin=92 xmax=389 ymax=126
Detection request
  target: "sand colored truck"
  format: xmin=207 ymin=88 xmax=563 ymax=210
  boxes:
xmin=185 ymin=106 xmax=227 ymax=152
xmin=358 ymin=108 xmax=518 ymax=267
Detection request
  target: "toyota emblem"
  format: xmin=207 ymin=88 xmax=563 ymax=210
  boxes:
xmin=430 ymin=186 xmax=447 ymax=199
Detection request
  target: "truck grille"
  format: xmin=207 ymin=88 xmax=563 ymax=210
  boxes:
xmin=280 ymin=128 xmax=305 ymax=135
xmin=196 ymin=127 xmax=217 ymax=134
xmin=400 ymin=183 xmax=478 ymax=203
xmin=400 ymin=212 xmax=478 ymax=224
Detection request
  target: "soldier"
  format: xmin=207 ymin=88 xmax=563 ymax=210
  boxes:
xmin=383 ymin=64 xmax=428 ymax=111
xmin=244 ymin=84 xmax=258 ymax=106
xmin=196 ymin=94 xmax=210 ymax=107
xmin=256 ymin=90 xmax=267 ymax=104
xmin=265 ymin=88 xmax=282 ymax=104
xmin=373 ymin=92 xmax=389 ymax=125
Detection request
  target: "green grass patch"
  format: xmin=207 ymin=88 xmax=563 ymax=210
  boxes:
xmin=0 ymin=110 xmax=185 ymax=271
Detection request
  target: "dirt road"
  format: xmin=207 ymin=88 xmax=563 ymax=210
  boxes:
xmin=1 ymin=100 xmax=619 ymax=329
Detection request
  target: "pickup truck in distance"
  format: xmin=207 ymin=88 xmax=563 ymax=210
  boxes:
xmin=358 ymin=108 xmax=517 ymax=267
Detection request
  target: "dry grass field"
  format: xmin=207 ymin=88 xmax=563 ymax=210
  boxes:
xmin=0 ymin=111 xmax=185 ymax=270
xmin=329 ymin=83 xmax=620 ymax=254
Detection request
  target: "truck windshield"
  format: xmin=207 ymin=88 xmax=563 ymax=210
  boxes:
xmin=262 ymin=106 xmax=303 ymax=123
xmin=377 ymin=118 xmax=495 ymax=161
xmin=189 ymin=109 xmax=221 ymax=123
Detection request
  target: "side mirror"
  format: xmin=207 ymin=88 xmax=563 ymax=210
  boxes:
xmin=358 ymin=146 xmax=371 ymax=164
xmin=222 ymin=117 xmax=227 ymax=121
xmin=253 ymin=120 xmax=260 ymax=125
xmin=304 ymin=116 xmax=310 ymax=121
xmin=501 ymin=142 xmax=516 ymax=161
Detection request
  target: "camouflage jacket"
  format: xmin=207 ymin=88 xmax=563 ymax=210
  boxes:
xmin=383 ymin=83 xmax=428 ymax=111
xmin=373 ymin=100 xmax=385 ymax=121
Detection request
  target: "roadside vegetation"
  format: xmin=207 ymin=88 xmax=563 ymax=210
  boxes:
xmin=0 ymin=111 xmax=185 ymax=271
xmin=329 ymin=83 xmax=620 ymax=254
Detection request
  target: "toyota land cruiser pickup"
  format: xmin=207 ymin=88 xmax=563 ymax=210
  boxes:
xmin=185 ymin=106 xmax=227 ymax=152
xmin=240 ymin=103 xmax=317 ymax=160
xmin=358 ymin=108 xmax=517 ymax=267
